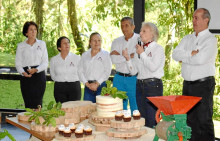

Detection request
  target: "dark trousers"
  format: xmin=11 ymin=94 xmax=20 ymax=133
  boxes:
xmin=20 ymin=71 xmax=46 ymax=109
xmin=54 ymin=81 xmax=81 ymax=103
xmin=84 ymin=82 xmax=106 ymax=103
xmin=183 ymin=77 xmax=215 ymax=141
xmin=136 ymin=79 xmax=163 ymax=128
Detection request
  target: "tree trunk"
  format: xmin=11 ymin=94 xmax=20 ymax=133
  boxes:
xmin=32 ymin=0 xmax=44 ymax=40
xmin=216 ymin=36 xmax=220 ymax=95
xmin=58 ymin=0 xmax=64 ymax=37
xmin=0 ymin=0 xmax=2 ymax=38
xmin=164 ymin=27 xmax=172 ymax=75
xmin=67 ymin=0 xmax=85 ymax=55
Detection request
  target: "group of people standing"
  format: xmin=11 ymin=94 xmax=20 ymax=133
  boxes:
xmin=15 ymin=8 xmax=217 ymax=141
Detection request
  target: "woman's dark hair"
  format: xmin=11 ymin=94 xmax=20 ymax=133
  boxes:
xmin=22 ymin=21 xmax=38 ymax=37
xmin=88 ymin=32 xmax=101 ymax=49
xmin=56 ymin=36 xmax=70 ymax=52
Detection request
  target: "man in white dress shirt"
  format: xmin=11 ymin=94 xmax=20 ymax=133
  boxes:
xmin=110 ymin=17 xmax=139 ymax=114
xmin=172 ymin=8 xmax=217 ymax=141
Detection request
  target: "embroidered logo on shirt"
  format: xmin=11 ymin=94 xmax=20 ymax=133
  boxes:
xmin=70 ymin=62 xmax=74 ymax=66
xmin=97 ymin=57 xmax=102 ymax=60
xmin=148 ymin=52 xmax=152 ymax=57
xmin=37 ymin=46 xmax=41 ymax=50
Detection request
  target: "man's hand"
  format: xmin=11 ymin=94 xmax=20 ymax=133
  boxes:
xmin=110 ymin=50 xmax=120 ymax=55
xmin=191 ymin=50 xmax=199 ymax=56
xmin=122 ymin=48 xmax=130 ymax=61
xmin=130 ymin=53 xmax=134 ymax=58
xmin=22 ymin=72 xmax=32 ymax=77
xmin=28 ymin=68 xmax=38 ymax=75
xmin=136 ymin=44 xmax=144 ymax=55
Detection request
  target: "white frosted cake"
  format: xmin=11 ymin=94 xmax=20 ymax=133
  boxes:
xmin=96 ymin=95 xmax=123 ymax=117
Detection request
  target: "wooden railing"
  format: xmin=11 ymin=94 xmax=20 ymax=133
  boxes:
xmin=0 ymin=66 xmax=116 ymax=81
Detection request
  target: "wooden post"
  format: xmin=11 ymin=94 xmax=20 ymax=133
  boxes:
xmin=133 ymin=0 xmax=145 ymax=33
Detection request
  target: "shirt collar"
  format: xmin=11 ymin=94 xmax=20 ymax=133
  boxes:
xmin=24 ymin=38 xmax=39 ymax=45
xmin=193 ymin=28 xmax=209 ymax=37
xmin=58 ymin=52 xmax=71 ymax=60
xmin=88 ymin=48 xmax=103 ymax=53
xmin=145 ymin=41 xmax=156 ymax=49
xmin=36 ymin=38 xmax=40 ymax=43
xmin=123 ymin=33 xmax=138 ymax=41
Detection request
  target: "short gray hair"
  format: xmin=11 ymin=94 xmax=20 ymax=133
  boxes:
xmin=195 ymin=8 xmax=211 ymax=25
xmin=141 ymin=22 xmax=159 ymax=41
xmin=121 ymin=17 xmax=135 ymax=26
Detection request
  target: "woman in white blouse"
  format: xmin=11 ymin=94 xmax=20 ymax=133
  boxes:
xmin=122 ymin=22 xmax=165 ymax=128
xmin=15 ymin=21 xmax=48 ymax=109
xmin=78 ymin=32 xmax=112 ymax=103
xmin=50 ymin=36 xmax=81 ymax=103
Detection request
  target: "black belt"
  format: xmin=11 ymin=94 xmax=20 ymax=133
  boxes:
xmin=184 ymin=76 xmax=214 ymax=84
xmin=138 ymin=78 xmax=161 ymax=83
xmin=88 ymin=80 xmax=97 ymax=84
xmin=23 ymin=65 xmax=39 ymax=74
xmin=116 ymin=72 xmax=136 ymax=77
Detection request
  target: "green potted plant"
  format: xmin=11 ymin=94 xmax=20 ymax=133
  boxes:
xmin=101 ymin=80 xmax=128 ymax=99
xmin=25 ymin=101 xmax=65 ymax=127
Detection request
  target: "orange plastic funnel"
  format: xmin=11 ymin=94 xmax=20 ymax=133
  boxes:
xmin=147 ymin=95 xmax=202 ymax=115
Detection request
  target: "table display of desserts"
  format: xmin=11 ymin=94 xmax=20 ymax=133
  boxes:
xmin=106 ymin=110 xmax=147 ymax=139
xmin=88 ymin=95 xmax=123 ymax=131
xmin=17 ymin=81 xmax=149 ymax=140
xmin=55 ymin=123 xmax=95 ymax=141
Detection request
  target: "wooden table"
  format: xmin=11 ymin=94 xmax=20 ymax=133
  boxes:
xmin=6 ymin=117 xmax=55 ymax=141
xmin=6 ymin=117 xmax=164 ymax=141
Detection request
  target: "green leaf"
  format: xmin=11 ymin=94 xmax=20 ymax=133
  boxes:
xmin=35 ymin=117 xmax=40 ymax=125
xmin=24 ymin=112 xmax=32 ymax=115
xmin=25 ymin=108 xmax=34 ymax=113
xmin=56 ymin=102 xmax=62 ymax=109
xmin=49 ymin=118 xmax=56 ymax=127
xmin=111 ymin=87 xmax=117 ymax=94
xmin=47 ymin=101 xmax=54 ymax=110
xmin=28 ymin=115 xmax=35 ymax=122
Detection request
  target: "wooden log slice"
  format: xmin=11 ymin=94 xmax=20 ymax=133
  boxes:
xmin=30 ymin=122 xmax=57 ymax=132
xmin=95 ymin=123 xmax=111 ymax=132
xmin=18 ymin=112 xmax=64 ymax=125
xmin=88 ymin=112 xmax=114 ymax=125
xmin=55 ymin=133 xmax=95 ymax=141
xmin=17 ymin=112 xmax=30 ymax=121
xmin=110 ymin=118 xmax=145 ymax=129
xmin=106 ymin=127 xmax=147 ymax=138
xmin=56 ymin=116 xmax=65 ymax=125
xmin=62 ymin=101 xmax=95 ymax=113
xmin=116 ymin=127 xmax=141 ymax=132
xmin=62 ymin=101 xmax=96 ymax=123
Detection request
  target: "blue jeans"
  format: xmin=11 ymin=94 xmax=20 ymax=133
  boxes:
xmin=136 ymin=79 xmax=163 ymax=128
xmin=84 ymin=82 xmax=106 ymax=103
xmin=113 ymin=74 xmax=138 ymax=114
